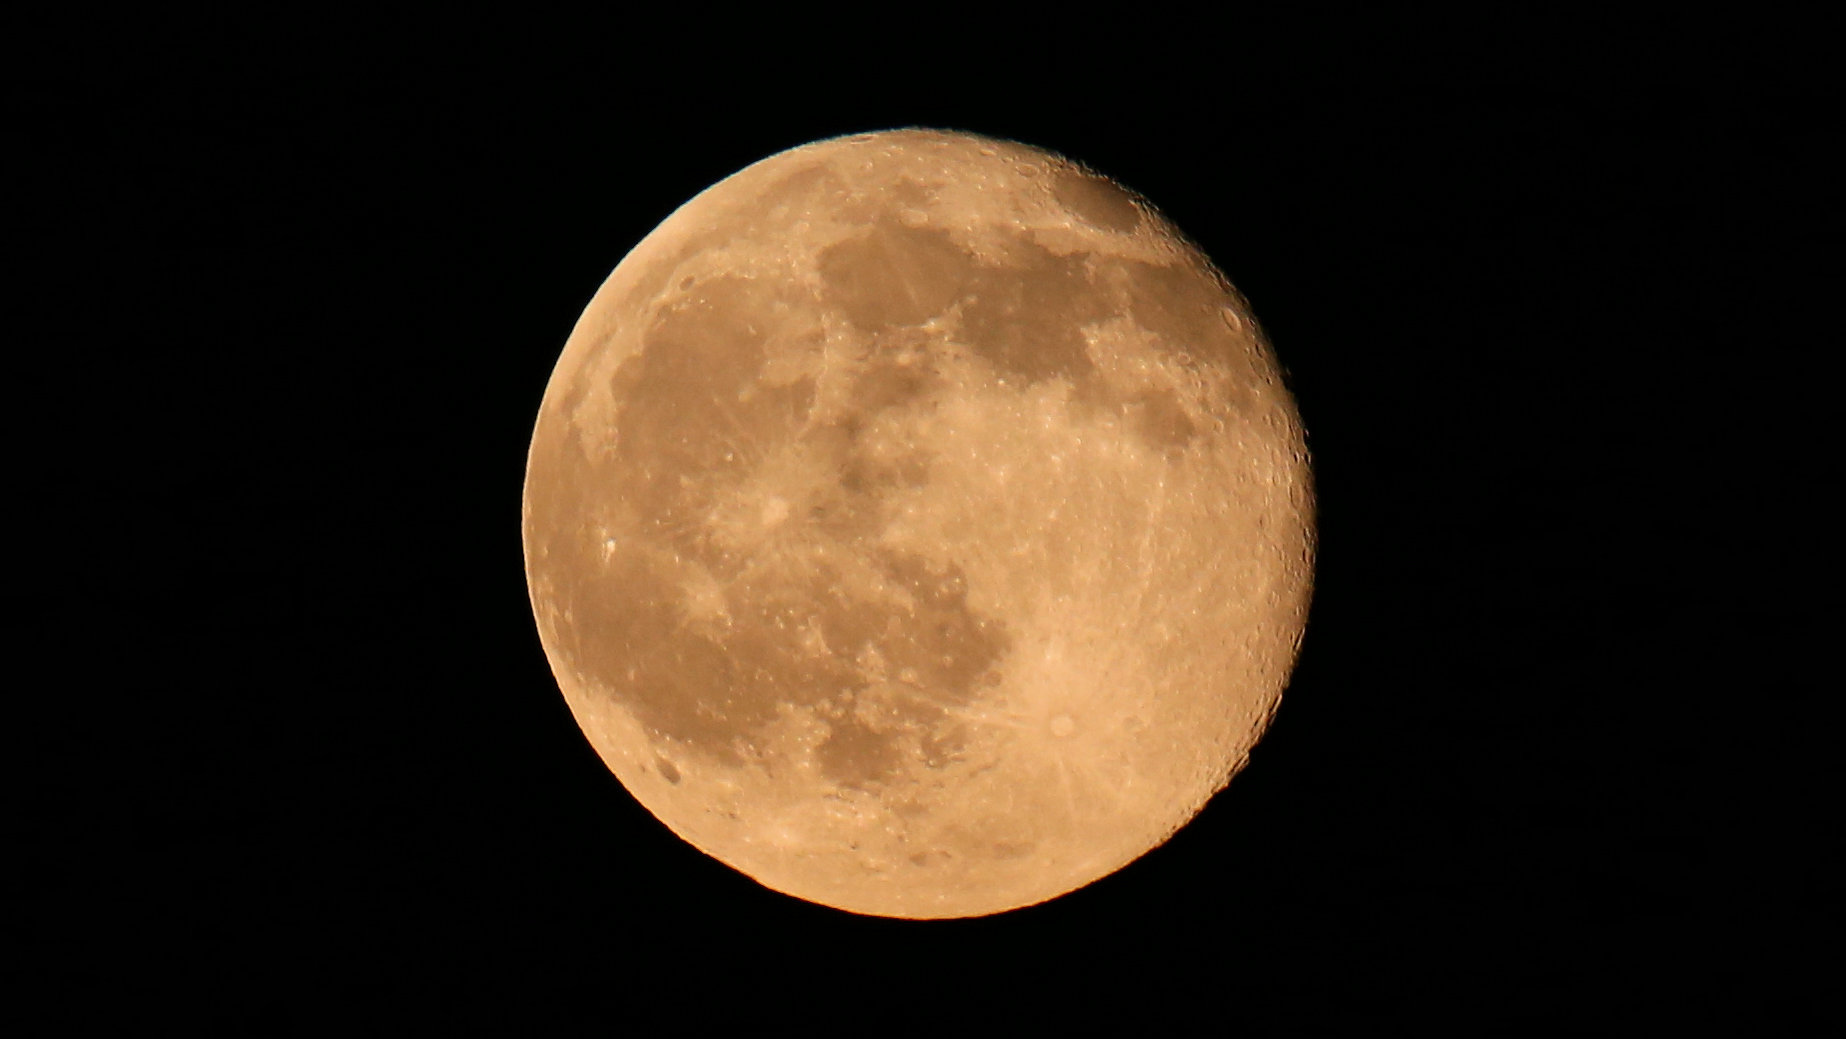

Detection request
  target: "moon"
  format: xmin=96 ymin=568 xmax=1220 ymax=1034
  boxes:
xmin=522 ymin=129 xmax=1313 ymax=919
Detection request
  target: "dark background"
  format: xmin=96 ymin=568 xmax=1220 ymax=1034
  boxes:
xmin=15 ymin=17 xmax=1830 ymax=1030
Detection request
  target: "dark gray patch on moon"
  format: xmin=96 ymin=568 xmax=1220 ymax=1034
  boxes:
xmin=818 ymin=220 xmax=973 ymax=329
xmin=1052 ymin=169 xmax=1143 ymax=233
xmin=957 ymin=240 xmax=1103 ymax=384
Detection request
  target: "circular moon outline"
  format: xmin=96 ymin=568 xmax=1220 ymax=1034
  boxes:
xmin=522 ymin=129 xmax=1314 ymax=918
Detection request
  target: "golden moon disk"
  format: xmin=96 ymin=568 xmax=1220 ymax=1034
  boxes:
xmin=522 ymin=129 xmax=1314 ymax=919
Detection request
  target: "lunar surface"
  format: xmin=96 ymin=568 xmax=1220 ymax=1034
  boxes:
xmin=522 ymin=129 xmax=1313 ymax=918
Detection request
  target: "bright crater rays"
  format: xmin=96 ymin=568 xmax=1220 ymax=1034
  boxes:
xmin=522 ymin=129 xmax=1314 ymax=918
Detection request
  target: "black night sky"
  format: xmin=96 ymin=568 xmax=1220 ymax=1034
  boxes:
xmin=16 ymin=16 xmax=1829 ymax=1031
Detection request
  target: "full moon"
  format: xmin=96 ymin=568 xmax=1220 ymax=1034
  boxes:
xmin=522 ymin=129 xmax=1313 ymax=918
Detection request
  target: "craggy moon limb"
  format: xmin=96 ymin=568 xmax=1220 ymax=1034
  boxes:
xmin=522 ymin=129 xmax=1313 ymax=919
